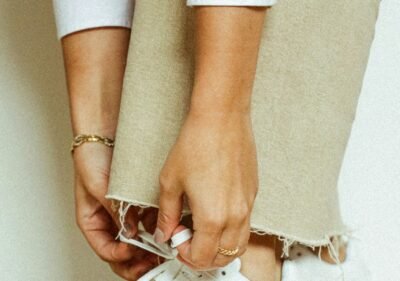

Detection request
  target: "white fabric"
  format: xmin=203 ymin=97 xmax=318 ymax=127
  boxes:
xmin=53 ymin=0 xmax=135 ymax=39
xmin=53 ymin=0 xmax=276 ymax=39
xmin=170 ymin=229 xmax=193 ymax=248
xmin=281 ymin=239 xmax=370 ymax=281
xmin=337 ymin=1 xmax=400 ymax=279
xmin=137 ymin=258 xmax=248 ymax=281
xmin=119 ymin=230 xmax=176 ymax=259
xmin=118 ymin=226 xmax=249 ymax=281
xmin=187 ymin=0 xmax=277 ymax=6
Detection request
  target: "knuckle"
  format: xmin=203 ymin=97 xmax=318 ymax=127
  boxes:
xmin=228 ymin=202 xmax=250 ymax=223
xmin=160 ymin=186 xmax=175 ymax=198
xmin=201 ymin=215 xmax=226 ymax=230
xmin=159 ymin=175 xmax=177 ymax=196
xmin=95 ymin=245 xmax=111 ymax=263
xmin=97 ymin=246 xmax=118 ymax=263
xmin=159 ymin=172 xmax=173 ymax=190
xmin=97 ymin=252 xmax=109 ymax=262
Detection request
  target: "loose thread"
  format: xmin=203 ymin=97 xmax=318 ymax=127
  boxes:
xmin=326 ymin=235 xmax=345 ymax=281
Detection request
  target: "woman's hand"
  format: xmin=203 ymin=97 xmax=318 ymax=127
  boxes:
xmin=155 ymin=110 xmax=259 ymax=270
xmin=155 ymin=6 xmax=266 ymax=271
xmin=73 ymin=143 xmax=158 ymax=280
xmin=61 ymin=27 xmax=160 ymax=279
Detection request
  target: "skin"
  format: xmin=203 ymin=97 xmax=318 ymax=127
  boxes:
xmin=62 ymin=7 xmax=345 ymax=281
xmin=155 ymin=5 xmax=346 ymax=275
xmin=62 ymin=28 xmax=159 ymax=280
xmin=155 ymin=6 xmax=267 ymax=270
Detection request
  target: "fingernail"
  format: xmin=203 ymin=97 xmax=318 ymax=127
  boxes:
xmin=153 ymin=228 xmax=165 ymax=244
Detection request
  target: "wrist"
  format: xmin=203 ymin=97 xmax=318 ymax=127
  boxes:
xmin=70 ymin=91 xmax=120 ymax=137
xmin=71 ymin=117 xmax=118 ymax=138
xmin=72 ymin=124 xmax=117 ymax=138
xmin=189 ymin=89 xmax=252 ymax=116
xmin=186 ymin=106 xmax=252 ymax=130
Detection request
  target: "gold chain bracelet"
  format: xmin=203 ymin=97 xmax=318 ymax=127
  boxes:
xmin=70 ymin=134 xmax=115 ymax=154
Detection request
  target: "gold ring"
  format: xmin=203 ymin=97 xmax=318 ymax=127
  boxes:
xmin=217 ymin=246 xmax=240 ymax=257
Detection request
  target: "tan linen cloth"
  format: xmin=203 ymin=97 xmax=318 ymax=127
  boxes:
xmin=106 ymin=0 xmax=380 ymax=251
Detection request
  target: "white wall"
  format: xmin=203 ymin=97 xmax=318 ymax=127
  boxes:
xmin=338 ymin=0 xmax=400 ymax=279
xmin=0 ymin=0 xmax=398 ymax=280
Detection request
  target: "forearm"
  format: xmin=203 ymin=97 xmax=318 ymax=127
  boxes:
xmin=61 ymin=27 xmax=131 ymax=136
xmin=157 ymin=8 xmax=265 ymax=268
xmin=190 ymin=7 xmax=267 ymax=115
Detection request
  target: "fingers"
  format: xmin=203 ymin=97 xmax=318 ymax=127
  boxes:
xmin=212 ymin=228 xmax=242 ymax=267
xmin=174 ymin=208 xmax=250 ymax=270
xmin=173 ymin=226 xmax=202 ymax=270
xmin=73 ymin=146 xmax=162 ymax=280
xmin=155 ymin=176 xmax=184 ymax=243
xmin=75 ymin=182 xmax=137 ymax=263
xmin=140 ymin=207 xmax=158 ymax=234
xmin=175 ymin=211 xmax=224 ymax=270
xmin=109 ymin=254 xmax=158 ymax=281
xmin=85 ymin=223 xmax=138 ymax=263
xmin=120 ymin=206 xmax=140 ymax=238
xmin=182 ymin=227 xmax=246 ymax=270
xmin=188 ymin=229 xmax=223 ymax=268
xmin=83 ymin=177 xmax=139 ymax=237
xmin=212 ymin=218 xmax=250 ymax=267
xmin=73 ymin=145 xmax=135 ymax=233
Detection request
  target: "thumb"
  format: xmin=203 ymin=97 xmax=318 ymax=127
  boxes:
xmin=100 ymin=196 xmax=139 ymax=239
xmin=154 ymin=186 xmax=183 ymax=244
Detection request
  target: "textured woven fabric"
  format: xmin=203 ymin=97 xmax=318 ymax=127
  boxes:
xmin=106 ymin=0 xmax=380 ymax=250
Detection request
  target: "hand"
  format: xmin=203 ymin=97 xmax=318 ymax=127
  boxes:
xmin=73 ymin=143 xmax=158 ymax=280
xmin=155 ymin=111 xmax=259 ymax=270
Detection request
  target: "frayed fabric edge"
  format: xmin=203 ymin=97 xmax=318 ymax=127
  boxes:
xmin=250 ymin=224 xmax=348 ymax=258
xmin=249 ymin=223 xmax=351 ymax=281
xmin=107 ymin=196 xmax=351 ymax=279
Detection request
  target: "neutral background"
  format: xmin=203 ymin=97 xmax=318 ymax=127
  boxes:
xmin=0 ymin=0 xmax=398 ymax=280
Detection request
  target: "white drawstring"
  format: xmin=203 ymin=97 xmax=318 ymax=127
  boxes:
xmin=119 ymin=225 xmax=218 ymax=280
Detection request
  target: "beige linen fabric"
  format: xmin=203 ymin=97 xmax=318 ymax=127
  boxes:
xmin=106 ymin=0 xmax=380 ymax=253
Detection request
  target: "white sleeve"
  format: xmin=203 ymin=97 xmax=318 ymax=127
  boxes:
xmin=187 ymin=0 xmax=277 ymax=6
xmin=53 ymin=0 xmax=135 ymax=40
